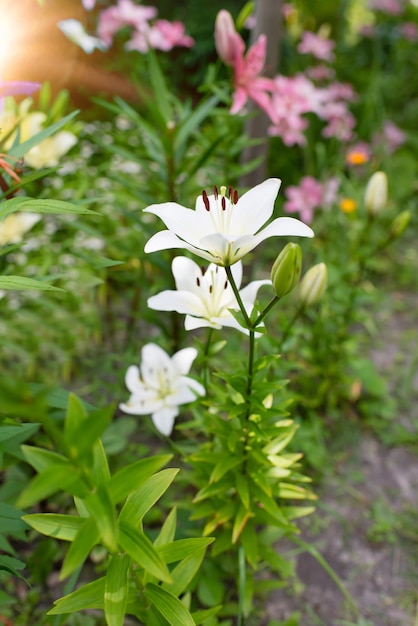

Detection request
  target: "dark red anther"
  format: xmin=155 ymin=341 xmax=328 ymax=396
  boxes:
xmin=209 ymin=285 xmax=213 ymax=294
xmin=196 ymin=277 xmax=200 ymax=287
xmin=228 ymin=185 xmax=233 ymax=199
xmin=201 ymin=266 xmax=206 ymax=276
xmin=224 ymin=280 xmax=228 ymax=289
xmin=214 ymin=185 xmax=218 ymax=199
xmin=233 ymin=189 xmax=239 ymax=204
xmin=221 ymin=196 xmax=226 ymax=211
xmin=202 ymin=189 xmax=210 ymax=211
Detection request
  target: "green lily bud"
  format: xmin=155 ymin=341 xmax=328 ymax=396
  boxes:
xmin=298 ymin=262 xmax=327 ymax=307
xmin=390 ymin=209 xmax=410 ymax=239
xmin=270 ymin=242 xmax=302 ymax=298
xmin=364 ymin=171 xmax=388 ymax=216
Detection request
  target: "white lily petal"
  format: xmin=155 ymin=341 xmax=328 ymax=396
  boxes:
xmin=144 ymin=230 xmax=215 ymax=262
xmin=168 ymin=379 xmax=204 ymax=405
xmin=198 ymin=232 xmax=233 ymax=264
xmin=144 ymin=202 xmax=208 ymax=244
xmin=230 ymin=178 xmax=281 ymax=235
xmin=125 ymin=365 xmax=141 ymax=393
xmin=148 ymin=290 xmax=205 ymax=316
xmin=171 ymin=347 xmax=198 ymax=375
xmin=172 ymin=256 xmax=202 ymax=292
xmin=140 ymin=343 xmax=174 ymax=385
xmin=152 ymin=408 xmax=178 ymax=436
xmin=240 ymin=279 xmax=272 ymax=309
xmin=119 ymin=394 xmax=163 ymax=415
xmin=185 ymin=315 xmax=221 ymax=331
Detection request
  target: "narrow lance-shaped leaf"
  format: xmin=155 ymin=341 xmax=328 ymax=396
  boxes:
xmin=118 ymin=469 xmax=179 ymax=527
xmin=48 ymin=577 xmax=106 ymax=614
xmin=0 ymin=276 xmax=64 ymax=292
xmin=22 ymin=514 xmax=84 ymax=542
xmin=60 ymin=516 xmax=100 ymax=580
xmin=104 ymin=553 xmax=131 ymax=626
xmin=8 ymin=110 xmax=79 ymax=159
xmin=118 ymin=522 xmax=171 ymax=583
xmin=144 ymin=583 xmax=195 ymax=626
xmin=109 ymin=455 xmax=173 ymax=504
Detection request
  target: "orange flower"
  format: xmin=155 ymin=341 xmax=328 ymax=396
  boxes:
xmin=339 ymin=198 xmax=357 ymax=213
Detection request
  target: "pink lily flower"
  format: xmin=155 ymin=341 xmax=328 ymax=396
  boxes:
xmin=214 ymin=9 xmax=275 ymax=119
xmin=97 ymin=0 xmax=157 ymax=46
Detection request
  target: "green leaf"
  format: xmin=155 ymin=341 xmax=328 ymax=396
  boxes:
xmin=22 ymin=514 xmax=84 ymax=542
xmin=118 ymin=468 xmax=179 ymax=527
xmin=118 ymin=522 xmax=171 ymax=583
xmin=154 ymin=507 xmax=177 ymax=548
xmin=83 ymin=485 xmax=118 ymax=553
xmin=108 ymin=455 xmax=172 ymax=504
xmin=105 ymin=554 xmax=131 ymax=626
xmin=8 ymin=110 xmax=79 ymax=160
xmin=20 ymin=445 xmax=69 ymax=473
xmin=90 ymin=439 xmax=111 ymax=486
xmin=232 ymin=504 xmax=252 ymax=544
xmin=61 ymin=517 xmax=99 ymax=579
xmin=235 ymin=473 xmax=250 ymax=510
xmin=277 ymin=483 xmax=316 ymax=500
xmin=65 ymin=394 xmax=88 ymax=444
xmin=191 ymin=605 xmax=222 ymax=625
xmin=0 ymin=276 xmax=63 ymax=292
xmin=146 ymin=51 xmax=172 ymax=123
xmin=0 ymin=555 xmax=28 ymax=582
xmin=163 ymin=546 xmax=210 ymax=597
xmin=209 ymin=455 xmax=241 ymax=484
xmin=174 ymin=95 xmax=218 ymax=158
xmin=144 ymin=583 xmax=195 ymax=626
xmin=157 ymin=538 xmax=214 ymax=565
xmin=0 ymin=197 xmax=96 ymax=221
xmin=16 ymin=464 xmax=86 ymax=509
xmin=65 ymin=396 xmax=113 ymax=462
xmin=48 ymin=577 xmax=106 ymax=614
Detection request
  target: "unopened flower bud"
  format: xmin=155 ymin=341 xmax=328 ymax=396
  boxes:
xmin=364 ymin=171 xmax=388 ymax=216
xmin=390 ymin=209 xmax=410 ymax=239
xmin=214 ymin=10 xmax=238 ymax=66
xmin=298 ymin=262 xmax=327 ymax=307
xmin=271 ymin=242 xmax=302 ymax=298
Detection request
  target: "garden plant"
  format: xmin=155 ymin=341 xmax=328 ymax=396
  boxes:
xmin=0 ymin=1 xmax=417 ymax=625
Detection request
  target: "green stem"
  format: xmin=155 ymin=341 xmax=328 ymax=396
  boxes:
xmin=245 ymin=330 xmax=255 ymax=421
xmin=237 ymin=545 xmax=246 ymax=626
xmin=253 ymin=295 xmax=279 ymax=327
xmin=202 ymin=327 xmax=214 ymax=390
xmin=225 ymin=266 xmax=251 ymax=329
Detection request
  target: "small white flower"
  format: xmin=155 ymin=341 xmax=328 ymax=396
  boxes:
xmin=58 ymin=19 xmax=108 ymax=54
xmin=148 ymin=256 xmax=270 ymax=334
xmin=144 ymin=179 xmax=314 ymax=266
xmin=119 ymin=343 xmax=205 ymax=436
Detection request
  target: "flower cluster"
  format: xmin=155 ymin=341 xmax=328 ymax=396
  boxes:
xmin=121 ymin=179 xmax=314 ymax=434
xmin=283 ymin=176 xmax=339 ymax=224
xmin=60 ymin=0 xmax=194 ymax=54
xmin=215 ymin=10 xmax=359 ymax=146
xmin=0 ymin=98 xmax=77 ymax=169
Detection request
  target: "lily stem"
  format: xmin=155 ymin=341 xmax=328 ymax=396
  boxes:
xmin=225 ymin=265 xmax=251 ymax=329
xmin=202 ymin=327 xmax=213 ymax=390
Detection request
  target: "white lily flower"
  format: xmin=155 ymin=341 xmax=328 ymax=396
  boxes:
xmin=144 ymin=178 xmax=314 ymax=266
xmin=119 ymin=343 xmax=205 ymax=436
xmin=148 ymin=256 xmax=271 ymax=334
xmin=58 ymin=19 xmax=108 ymax=54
